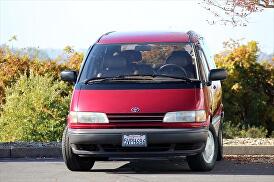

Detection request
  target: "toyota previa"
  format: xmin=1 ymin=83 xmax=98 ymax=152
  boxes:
xmin=61 ymin=31 xmax=227 ymax=171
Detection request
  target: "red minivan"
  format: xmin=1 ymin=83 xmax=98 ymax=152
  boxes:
xmin=61 ymin=31 xmax=227 ymax=171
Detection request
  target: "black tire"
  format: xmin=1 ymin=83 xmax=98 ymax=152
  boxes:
xmin=217 ymin=124 xmax=223 ymax=161
xmin=62 ymin=126 xmax=95 ymax=171
xmin=186 ymin=124 xmax=218 ymax=171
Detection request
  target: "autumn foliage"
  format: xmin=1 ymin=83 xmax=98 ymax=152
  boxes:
xmin=0 ymin=46 xmax=83 ymax=141
xmin=215 ymin=41 xmax=274 ymax=136
xmin=0 ymin=46 xmax=83 ymax=105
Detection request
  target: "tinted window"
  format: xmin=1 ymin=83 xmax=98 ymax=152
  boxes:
xmin=79 ymin=43 xmax=198 ymax=82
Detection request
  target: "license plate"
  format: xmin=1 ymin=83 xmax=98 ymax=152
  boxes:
xmin=122 ymin=134 xmax=147 ymax=147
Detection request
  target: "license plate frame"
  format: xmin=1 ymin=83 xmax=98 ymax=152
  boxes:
xmin=122 ymin=134 xmax=147 ymax=147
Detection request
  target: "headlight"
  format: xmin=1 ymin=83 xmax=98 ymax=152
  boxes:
xmin=69 ymin=112 xmax=109 ymax=123
xmin=163 ymin=110 xmax=206 ymax=123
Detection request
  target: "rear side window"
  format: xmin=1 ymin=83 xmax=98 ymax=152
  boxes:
xmin=79 ymin=43 xmax=198 ymax=82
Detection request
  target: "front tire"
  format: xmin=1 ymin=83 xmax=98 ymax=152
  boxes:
xmin=187 ymin=125 xmax=218 ymax=171
xmin=217 ymin=124 xmax=223 ymax=161
xmin=62 ymin=126 xmax=95 ymax=171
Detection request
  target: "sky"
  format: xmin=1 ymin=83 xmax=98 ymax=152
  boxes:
xmin=0 ymin=0 xmax=273 ymax=55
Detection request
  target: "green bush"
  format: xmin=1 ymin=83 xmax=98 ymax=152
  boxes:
xmin=242 ymin=127 xmax=267 ymax=138
xmin=223 ymin=121 xmax=240 ymax=139
xmin=271 ymin=131 xmax=274 ymax=138
xmin=223 ymin=121 xmax=267 ymax=138
xmin=0 ymin=72 xmax=71 ymax=142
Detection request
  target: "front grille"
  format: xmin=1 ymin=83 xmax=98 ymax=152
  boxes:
xmin=107 ymin=113 xmax=165 ymax=123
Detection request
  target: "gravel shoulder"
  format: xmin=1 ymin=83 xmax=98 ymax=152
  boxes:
xmin=224 ymin=138 xmax=274 ymax=146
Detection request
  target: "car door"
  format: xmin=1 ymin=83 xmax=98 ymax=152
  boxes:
xmin=198 ymin=49 xmax=219 ymax=115
xmin=196 ymin=49 xmax=212 ymax=115
xmin=198 ymin=48 xmax=223 ymax=135
xmin=199 ymin=39 xmax=222 ymax=116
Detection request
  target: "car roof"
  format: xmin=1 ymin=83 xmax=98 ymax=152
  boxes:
xmin=97 ymin=31 xmax=194 ymax=44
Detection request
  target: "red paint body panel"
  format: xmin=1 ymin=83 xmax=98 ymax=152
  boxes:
xmin=98 ymin=31 xmax=190 ymax=44
xmin=72 ymin=89 xmax=205 ymax=113
xmin=69 ymin=89 xmax=80 ymax=112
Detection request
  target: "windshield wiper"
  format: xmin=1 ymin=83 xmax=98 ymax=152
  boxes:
xmin=84 ymin=74 xmax=192 ymax=84
xmin=83 ymin=75 xmax=153 ymax=84
xmin=152 ymin=74 xmax=192 ymax=82
xmin=116 ymin=74 xmax=192 ymax=82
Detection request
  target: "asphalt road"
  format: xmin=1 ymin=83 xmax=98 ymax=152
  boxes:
xmin=0 ymin=158 xmax=273 ymax=182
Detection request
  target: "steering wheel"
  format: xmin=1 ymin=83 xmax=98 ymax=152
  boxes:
xmin=158 ymin=64 xmax=188 ymax=77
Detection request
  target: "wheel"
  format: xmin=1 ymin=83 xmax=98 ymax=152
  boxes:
xmin=186 ymin=125 xmax=218 ymax=171
xmin=62 ymin=126 xmax=95 ymax=171
xmin=158 ymin=64 xmax=188 ymax=77
xmin=217 ymin=124 xmax=223 ymax=161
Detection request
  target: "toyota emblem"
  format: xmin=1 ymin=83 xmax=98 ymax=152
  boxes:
xmin=131 ymin=107 xmax=140 ymax=113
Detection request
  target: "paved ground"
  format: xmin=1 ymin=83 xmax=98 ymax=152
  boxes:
xmin=0 ymin=158 xmax=273 ymax=182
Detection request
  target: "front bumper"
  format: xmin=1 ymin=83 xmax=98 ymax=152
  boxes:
xmin=68 ymin=128 xmax=208 ymax=158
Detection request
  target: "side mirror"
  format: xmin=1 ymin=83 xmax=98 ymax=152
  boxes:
xmin=209 ymin=69 xmax=227 ymax=81
xmin=61 ymin=70 xmax=77 ymax=83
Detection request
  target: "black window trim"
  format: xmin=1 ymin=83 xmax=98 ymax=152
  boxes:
xmin=194 ymin=45 xmax=208 ymax=82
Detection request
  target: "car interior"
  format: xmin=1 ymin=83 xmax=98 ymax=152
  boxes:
xmin=95 ymin=45 xmax=197 ymax=79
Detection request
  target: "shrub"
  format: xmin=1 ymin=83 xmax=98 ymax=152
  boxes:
xmin=0 ymin=46 xmax=83 ymax=106
xmin=223 ymin=121 xmax=267 ymax=138
xmin=223 ymin=121 xmax=240 ymax=139
xmin=0 ymin=47 xmax=31 ymax=105
xmin=0 ymin=72 xmax=71 ymax=142
xmin=243 ymin=127 xmax=267 ymax=138
xmin=271 ymin=131 xmax=274 ymax=138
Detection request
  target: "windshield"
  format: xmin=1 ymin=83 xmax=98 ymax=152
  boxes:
xmin=79 ymin=43 xmax=198 ymax=82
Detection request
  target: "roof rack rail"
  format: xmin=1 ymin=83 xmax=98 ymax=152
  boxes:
xmin=187 ymin=30 xmax=202 ymax=43
xmin=96 ymin=31 xmax=116 ymax=43
xmin=104 ymin=31 xmax=116 ymax=35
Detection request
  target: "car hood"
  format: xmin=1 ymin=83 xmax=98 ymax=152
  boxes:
xmin=71 ymin=88 xmax=205 ymax=113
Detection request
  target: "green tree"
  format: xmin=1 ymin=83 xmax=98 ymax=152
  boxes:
xmin=215 ymin=41 xmax=274 ymax=136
